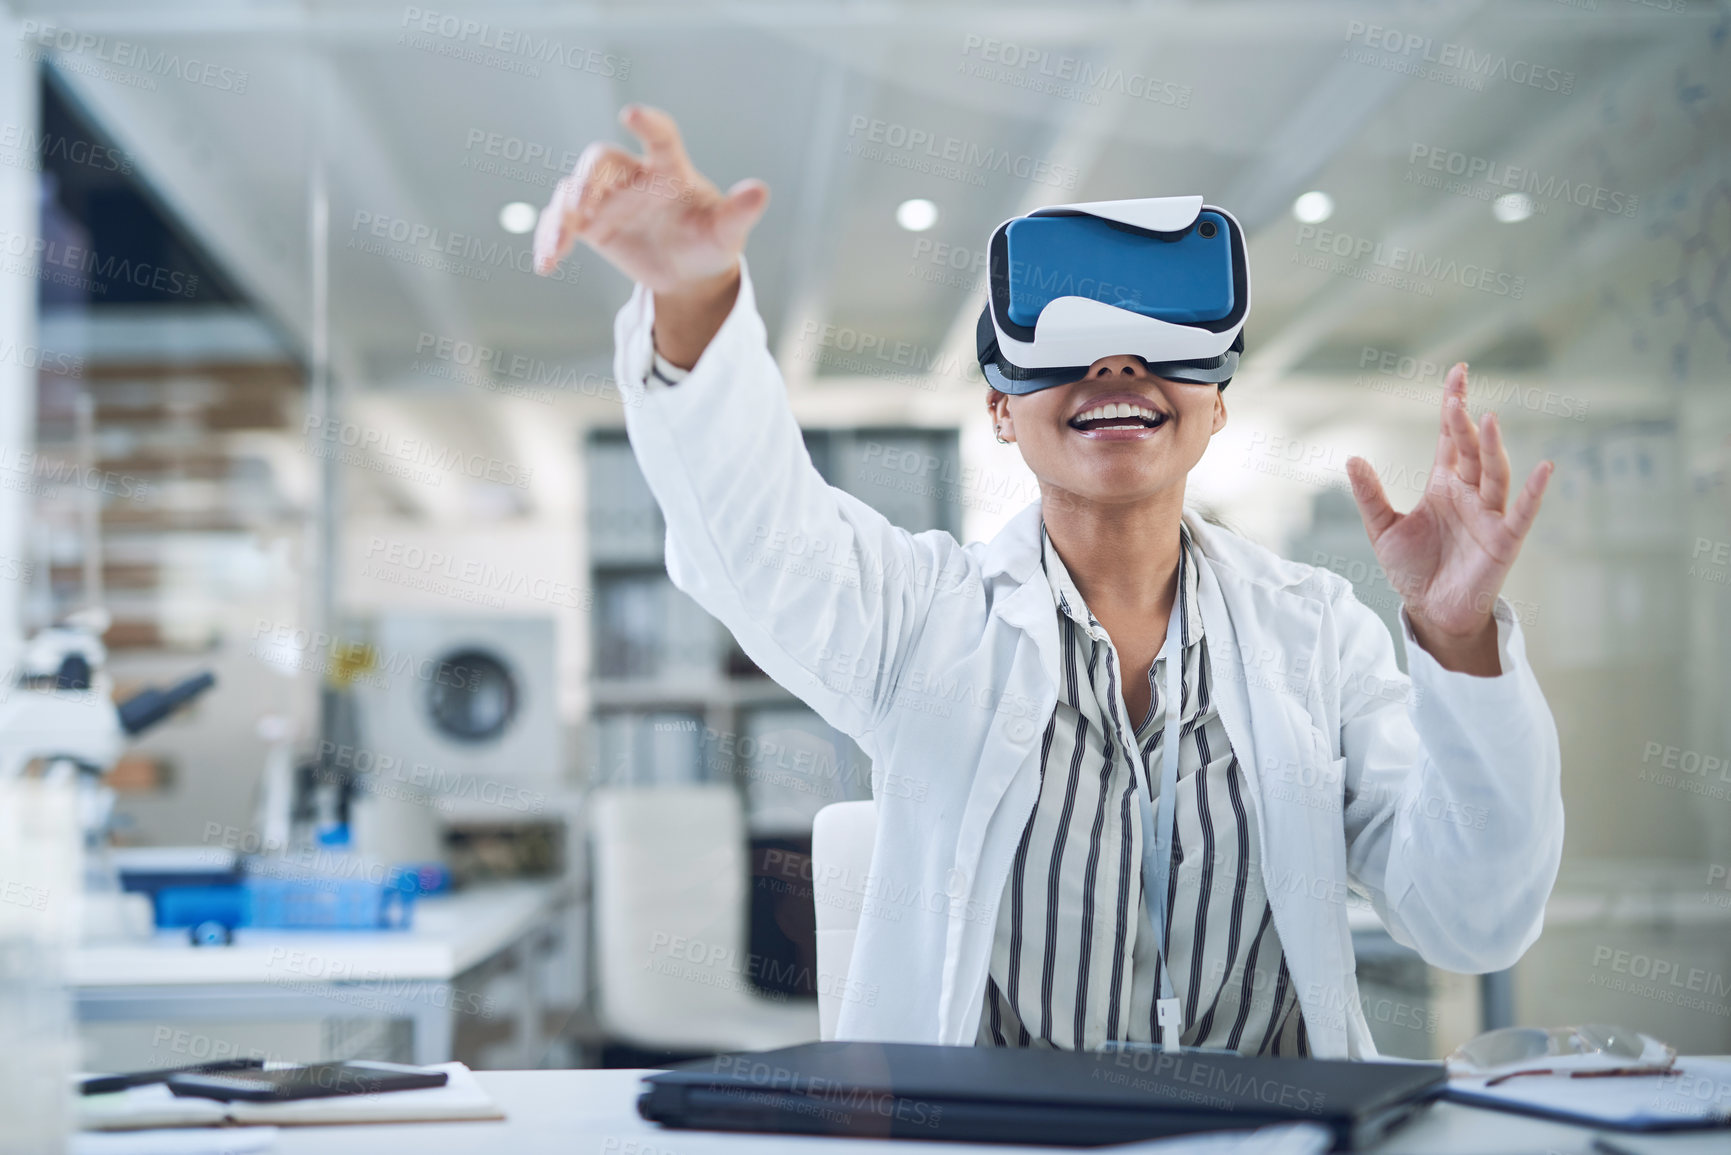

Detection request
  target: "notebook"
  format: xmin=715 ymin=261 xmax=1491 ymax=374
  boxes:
xmin=76 ymin=1062 xmax=503 ymax=1131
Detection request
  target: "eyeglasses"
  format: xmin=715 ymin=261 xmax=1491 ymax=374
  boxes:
xmin=1448 ymin=1025 xmax=1677 ymax=1086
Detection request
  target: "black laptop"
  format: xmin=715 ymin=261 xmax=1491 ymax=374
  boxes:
xmin=638 ymin=1041 xmax=1445 ymax=1150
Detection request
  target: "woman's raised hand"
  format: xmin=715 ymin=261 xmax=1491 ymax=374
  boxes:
xmin=532 ymin=104 xmax=769 ymax=294
xmin=1345 ymin=364 xmax=1553 ymax=675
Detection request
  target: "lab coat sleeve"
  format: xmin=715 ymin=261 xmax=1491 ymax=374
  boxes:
xmin=612 ymin=257 xmax=966 ymax=747
xmin=1335 ymin=589 xmax=1564 ymax=973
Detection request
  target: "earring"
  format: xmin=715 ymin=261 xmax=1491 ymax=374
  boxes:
xmin=995 ymin=425 xmax=1009 ymax=445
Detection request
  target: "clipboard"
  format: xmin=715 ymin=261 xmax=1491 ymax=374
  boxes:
xmin=1444 ymin=1058 xmax=1731 ymax=1132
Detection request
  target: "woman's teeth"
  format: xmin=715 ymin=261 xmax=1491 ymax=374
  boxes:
xmin=1071 ymin=402 xmax=1166 ymax=429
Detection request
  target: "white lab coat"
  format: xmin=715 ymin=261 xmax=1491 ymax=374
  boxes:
xmin=613 ymin=257 xmax=1564 ymax=1059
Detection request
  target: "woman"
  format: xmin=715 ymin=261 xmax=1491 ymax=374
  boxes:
xmin=535 ymin=105 xmax=1564 ymax=1059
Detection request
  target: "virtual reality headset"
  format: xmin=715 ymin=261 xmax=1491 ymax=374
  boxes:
xmin=976 ymin=196 xmax=1250 ymax=394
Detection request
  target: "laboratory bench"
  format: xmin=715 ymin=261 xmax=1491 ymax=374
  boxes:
xmin=265 ymin=1064 xmax=1731 ymax=1155
xmin=72 ymin=880 xmax=580 ymax=1066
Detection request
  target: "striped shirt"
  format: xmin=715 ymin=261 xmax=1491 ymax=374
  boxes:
xmin=978 ymin=522 xmax=1308 ymax=1055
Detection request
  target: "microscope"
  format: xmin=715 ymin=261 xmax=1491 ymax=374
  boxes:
xmin=0 ymin=608 xmax=216 ymax=919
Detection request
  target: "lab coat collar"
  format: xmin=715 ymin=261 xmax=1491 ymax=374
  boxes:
xmin=980 ymin=497 xmax=1044 ymax=583
xmin=1181 ymin=510 xmax=1326 ymax=593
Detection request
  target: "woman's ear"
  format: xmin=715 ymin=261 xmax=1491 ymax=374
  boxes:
xmin=988 ymin=387 xmax=1013 ymax=442
xmin=1211 ymin=388 xmax=1228 ymax=434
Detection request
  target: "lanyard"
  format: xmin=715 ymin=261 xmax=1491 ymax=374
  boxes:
xmin=1131 ymin=584 xmax=1187 ymax=1051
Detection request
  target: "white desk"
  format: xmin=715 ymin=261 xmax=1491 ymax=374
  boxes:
xmin=73 ymin=882 xmax=569 ymax=1064
xmin=265 ymin=1067 xmax=1730 ymax=1154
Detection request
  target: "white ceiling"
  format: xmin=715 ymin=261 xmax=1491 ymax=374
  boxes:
xmin=27 ymin=0 xmax=1731 ymax=541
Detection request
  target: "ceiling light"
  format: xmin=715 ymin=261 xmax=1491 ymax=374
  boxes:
xmin=895 ymin=198 xmax=938 ymax=232
xmin=1291 ymin=191 xmax=1334 ymax=224
xmin=1493 ymin=193 xmax=1534 ymax=224
xmin=499 ymin=201 xmax=538 ymax=234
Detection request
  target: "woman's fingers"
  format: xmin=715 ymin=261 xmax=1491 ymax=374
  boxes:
xmin=713 ymin=178 xmax=771 ymax=251
xmin=1505 ymin=459 xmax=1554 ymax=541
xmin=621 ymin=104 xmax=692 ymax=172
xmin=533 ymin=174 xmax=582 ymax=274
xmin=1437 ymin=362 xmax=1460 ymax=437
xmin=1347 ymin=456 xmax=1400 ymax=542
xmin=533 ymin=106 xmax=764 ymax=291
xmin=1479 ymin=411 xmax=1511 ymax=513
xmin=1432 ymin=427 xmax=1458 ymax=476
xmin=533 ymin=143 xmax=645 ymax=274
xmin=569 ymin=142 xmax=642 ymax=234
xmin=1444 ymin=364 xmax=1482 ymax=487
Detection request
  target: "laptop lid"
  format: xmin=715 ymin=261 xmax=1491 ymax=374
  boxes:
xmin=638 ymin=1041 xmax=1446 ymax=1149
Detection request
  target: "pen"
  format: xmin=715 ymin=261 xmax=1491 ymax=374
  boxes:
xmin=80 ymin=1058 xmax=267 ymax=1096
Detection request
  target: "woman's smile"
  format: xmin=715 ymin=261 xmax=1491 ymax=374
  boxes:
xmin=1066 ymin=390 xmax=1174 ymax=441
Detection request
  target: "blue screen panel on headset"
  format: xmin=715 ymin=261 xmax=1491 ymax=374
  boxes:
xmin=1003 ymin=212 xmax=1236 ymax=328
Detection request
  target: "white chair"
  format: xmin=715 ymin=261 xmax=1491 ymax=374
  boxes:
xmin=590 ymin=785 xmax=817 ymax=1052
xmin=811 ymin=799 xmax=878 ymax=1041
